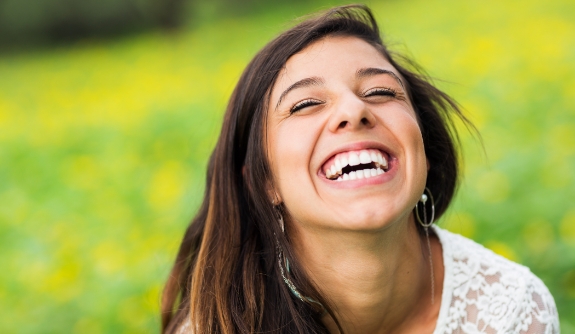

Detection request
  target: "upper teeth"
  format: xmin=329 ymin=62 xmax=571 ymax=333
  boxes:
xmin=324 ymin=149 xmax=388 ymax=181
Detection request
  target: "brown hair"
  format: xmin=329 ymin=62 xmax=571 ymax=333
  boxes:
xmin=161 ymin=4 xmax=470 ymax=333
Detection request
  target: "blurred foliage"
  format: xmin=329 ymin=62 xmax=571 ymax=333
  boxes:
xmin=0 ymin=0 xmax=574 ymax=332
xmin=0 ymin=0 xmax=189 ymax=47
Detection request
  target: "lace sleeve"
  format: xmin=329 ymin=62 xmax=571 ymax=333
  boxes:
xmin=518 ymin=277 xmax=559 ymax=334
xmin=437 ymin=227 xmax=560 ymax=334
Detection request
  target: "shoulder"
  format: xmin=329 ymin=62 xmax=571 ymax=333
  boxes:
xmin=434 ymin=226 xmax=560 ymax=334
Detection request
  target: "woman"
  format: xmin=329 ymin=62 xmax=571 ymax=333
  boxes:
xmin=161 ymin=5 xmax=559 ymax=333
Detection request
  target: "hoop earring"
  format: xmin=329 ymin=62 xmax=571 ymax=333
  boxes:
xmin=274 ymin=207 xmax=325 ymax=311
xmin=415 ymin=187 xmax=435 ymax=228
xmin=415 ymin=187 xmax=436 ymax=304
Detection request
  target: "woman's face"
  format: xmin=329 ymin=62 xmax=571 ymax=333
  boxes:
xmin=266 ymin=36 xmax=428 ymax=232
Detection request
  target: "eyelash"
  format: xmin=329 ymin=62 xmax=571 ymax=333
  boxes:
xmin=289 ymin=87 xmax=398 ymax=113
xmin=363 ymin=87 xmax=397 ymax=98
xmin=290 ymin=98 xmax=323 ymax=113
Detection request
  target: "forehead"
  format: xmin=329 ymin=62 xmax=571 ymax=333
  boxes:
xmin=271 ymin=36 xmax=396 ymax=96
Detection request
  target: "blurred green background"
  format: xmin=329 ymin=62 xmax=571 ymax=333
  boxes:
xmin=1 ymin=0 xmax=574 ymax=332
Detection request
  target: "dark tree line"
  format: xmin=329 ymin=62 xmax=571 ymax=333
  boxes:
xmin=0 ymin=0 xmax=189 ymax=48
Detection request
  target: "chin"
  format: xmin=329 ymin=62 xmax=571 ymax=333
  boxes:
xmin=333 ymin=206 xmax=408 ymax=232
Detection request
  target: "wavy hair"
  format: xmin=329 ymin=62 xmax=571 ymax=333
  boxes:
xmin=161 ymin=4 xmax=471 ymax=333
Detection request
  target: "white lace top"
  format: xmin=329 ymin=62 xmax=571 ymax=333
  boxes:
xmin=433 ymin=226 xmax=559 ymax=334
xmin=177 ymin=226 xmax=560 ymax=333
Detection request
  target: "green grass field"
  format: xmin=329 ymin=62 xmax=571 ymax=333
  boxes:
xmin=1 ymin=0 xmax=574 ymax=332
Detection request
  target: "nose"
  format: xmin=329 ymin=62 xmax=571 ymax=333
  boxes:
xmin=327 ymin=93 xmax=376 ymax=132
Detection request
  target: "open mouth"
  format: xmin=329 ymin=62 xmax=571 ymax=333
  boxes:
xmin=322 ymin=149 xmax=390 ymax=182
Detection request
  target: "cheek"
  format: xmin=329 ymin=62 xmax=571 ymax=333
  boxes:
xmin=384 ymin=108 xmax=425 ymax=153
xmin=409 ymin=122 xmax=428 ymax=190
xmin=412 ymin=125 xmax=426 ymax=162
xmin=406 ymin=121 xmax=427 ymax=168
xmin=268 ymin=121 xmax=314 ymax=188
xmin=390 ymin=111 xmax=428 ymax=181
xmin=269 ymin=118 xmax=323 ymax=211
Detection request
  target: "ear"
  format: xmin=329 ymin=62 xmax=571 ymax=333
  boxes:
xmin=268 ymin=185 xmax=282 ymax=205
xmin=266 ymin=180 xmax=282 ymax=206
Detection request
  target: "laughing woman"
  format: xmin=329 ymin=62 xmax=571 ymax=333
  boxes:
xmin=161 ymin=5 xmax=559 ymax=333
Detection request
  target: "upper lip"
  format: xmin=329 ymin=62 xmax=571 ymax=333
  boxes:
xmin=318 ymin=141 xmax=396 ymax=175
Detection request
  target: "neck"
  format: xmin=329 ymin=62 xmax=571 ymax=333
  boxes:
xmin=292 ymin=216 xmax=441 ymax=333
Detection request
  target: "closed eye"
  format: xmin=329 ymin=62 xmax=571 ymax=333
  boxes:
xmin=363 ymin=87 xmax=397 ymax=98
xmin=290 ymin=98 xmax=323 ymax=113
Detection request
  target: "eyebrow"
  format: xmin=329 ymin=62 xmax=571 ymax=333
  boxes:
xmin=275 ymin=76 xmax=324 ymax=110
xmin=356 ymin=67 xmax=405 ymax=89
xmin=274 ymin=68 xmax=405 ymax=110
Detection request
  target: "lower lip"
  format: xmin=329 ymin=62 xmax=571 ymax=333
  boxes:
xmin=318 ymin=158 xmax=398 ymax=188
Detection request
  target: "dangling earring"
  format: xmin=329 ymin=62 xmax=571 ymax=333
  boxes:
xmin=273 ymin=206 xmax=301 ymax=298
xmin=277 ymin=208 xmax=285 ymax=233
xmin=273 ymin=206 xmax=325 ymax=310
xmin=415 ymin=187 xmax=436 ymax=304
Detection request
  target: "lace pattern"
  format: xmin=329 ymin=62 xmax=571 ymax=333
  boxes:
xmin=434 ymin=226 xmax=559 ymax=334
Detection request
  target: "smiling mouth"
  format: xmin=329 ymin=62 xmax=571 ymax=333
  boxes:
xmin=323 ymin=149 xmax=390 ymax=182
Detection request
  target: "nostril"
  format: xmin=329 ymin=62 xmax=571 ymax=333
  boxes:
xmin=361 ymin=117 xmax=370 ymax=125
xmin=338 ymin=121 xmax=348 ymax=129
